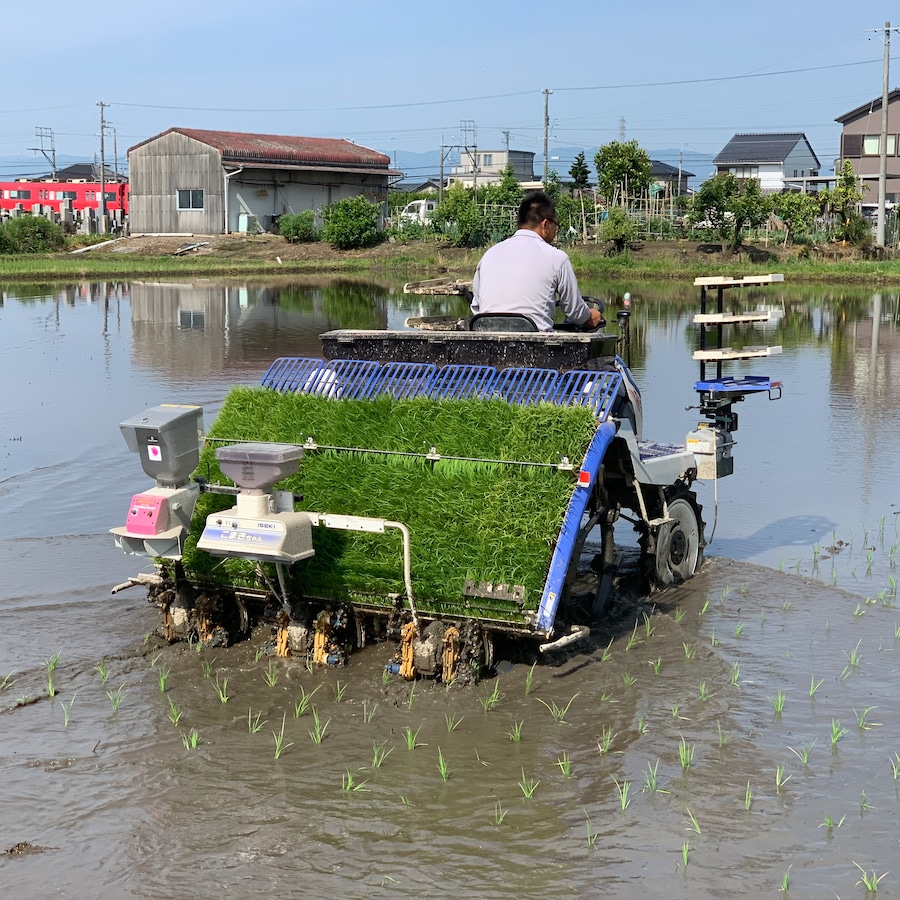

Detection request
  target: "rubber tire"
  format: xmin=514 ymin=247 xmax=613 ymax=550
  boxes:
xmin=654 ymin=494 xmax=704 ymax=587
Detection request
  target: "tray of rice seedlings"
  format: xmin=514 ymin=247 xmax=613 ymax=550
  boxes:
xmin=181 ymin=385 xmax=600 ymax=632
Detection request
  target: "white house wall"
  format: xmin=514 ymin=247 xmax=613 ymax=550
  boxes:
xmin=782 ymin=144 xmax=819 ymax=180
xmin=757 ymin=163 xmax=785 ymax=191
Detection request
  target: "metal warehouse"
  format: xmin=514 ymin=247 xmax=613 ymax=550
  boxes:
xmin=127 ymin=127 xmax=394 ymax=235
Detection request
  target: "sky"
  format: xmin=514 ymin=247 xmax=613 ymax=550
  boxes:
xmin=2 ymin=1 xmax=898 ymax=181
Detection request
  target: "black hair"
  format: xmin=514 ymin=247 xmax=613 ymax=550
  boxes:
xmin=518 ymin=190 xmax=556 ymax=228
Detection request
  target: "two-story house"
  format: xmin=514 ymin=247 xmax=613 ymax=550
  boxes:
xmin=450 ymin=149 xmax=535 ymax=187
xmin=835 ymin=90 xmax=900 ymax=206
xmin=713 ymin=133 xmax=820 ymax=192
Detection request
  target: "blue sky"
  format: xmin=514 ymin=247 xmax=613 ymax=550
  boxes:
xmin=2 ymin=1 xmax=896 ymax=180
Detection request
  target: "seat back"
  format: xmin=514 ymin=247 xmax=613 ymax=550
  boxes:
xmin=469 ymin=312 xmax=539 ymax=333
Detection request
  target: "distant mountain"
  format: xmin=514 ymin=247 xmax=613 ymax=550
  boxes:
xmin=0 ymin=154 xmax=123 ymax=180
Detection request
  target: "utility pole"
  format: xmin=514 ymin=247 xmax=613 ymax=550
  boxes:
xmin=439 ymin=142 xmax=444 ymax=203
xmin=877 ymin=21 xmax=891 ymax=247
xmin=113 ymin=128 xmax=119 ymax=181
xmin=542 ymin=88 xmax=552 ymax=187
xmin=29 ymin=127 xmax=57 ymax=178
xmin=461 ymin=120 xmax=477 ymax=191
xmin=98 ymin=101 xmax=109 ymax=234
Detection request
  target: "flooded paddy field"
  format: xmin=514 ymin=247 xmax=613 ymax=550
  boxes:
xmin=1 ymin=278 xmax=899 ymax=898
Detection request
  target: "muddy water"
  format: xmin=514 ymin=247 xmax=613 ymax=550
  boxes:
xmin=1 ymin=278 xmax=899 ymax=898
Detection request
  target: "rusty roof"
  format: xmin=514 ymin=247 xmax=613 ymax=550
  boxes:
xmin=129 ymin=128 xmax=391 ymax=169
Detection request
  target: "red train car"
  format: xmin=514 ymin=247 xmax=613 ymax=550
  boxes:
xmin=0 ymin=178 xmax=128 ymax=215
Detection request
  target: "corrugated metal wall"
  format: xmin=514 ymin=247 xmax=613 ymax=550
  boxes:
xmin=128 ymin=132 xmax=223 ymax=234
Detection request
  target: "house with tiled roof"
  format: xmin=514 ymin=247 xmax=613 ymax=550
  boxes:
xmin=649 ymin=160 xmax=694 ymax=196
xmin=835 ymin=91 xmax=900 ymax=205
xmin=713 ymin=133 xmax=820 ymax=192
xmin=127 ymin=127 xmax=397 ymax=234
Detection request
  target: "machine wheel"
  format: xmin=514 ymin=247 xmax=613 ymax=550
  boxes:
xmin=652 ymin=490 xmax=704 ymax=587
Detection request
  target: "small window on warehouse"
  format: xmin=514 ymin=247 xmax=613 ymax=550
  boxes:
xmin=177 ymin=189 xmax=204 ymax=210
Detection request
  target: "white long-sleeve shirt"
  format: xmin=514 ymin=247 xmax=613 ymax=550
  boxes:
xmin=471 ymin=229 xmax=591 ymax=331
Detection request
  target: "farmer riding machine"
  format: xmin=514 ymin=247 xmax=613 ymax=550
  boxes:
xmin=111 ymin=274 xmax=782 ymax=679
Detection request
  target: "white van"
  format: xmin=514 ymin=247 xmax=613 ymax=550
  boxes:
xmin=398 ymin=199 xmax=437 ymax=225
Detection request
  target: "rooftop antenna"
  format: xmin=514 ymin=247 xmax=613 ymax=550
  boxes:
xmin=29 ymin=127 xmax=57 ymax=178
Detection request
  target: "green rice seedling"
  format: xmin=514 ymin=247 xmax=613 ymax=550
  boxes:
xmin=844 ymin=640 xmax=862 ymax=668
xmin=106 ymin=684 xmax=126 ymax=712
xmin=597 ymin=725 xmax=615 ymax=754
xmin=399 ymin=795 xmax=410 ymax=807
xmin=896 ymin=624 xmax=900 ymax=641
xmin=167 ymin=697 xmax=182 ymax=727
xmin=556 ymin=751 xmax=572 ymax=778
xmin=518 ymin=768 xmax=540 ymax=799
xmin=149 ymin=651 xmax=163 ymax=668
xmin=890 ymin=753 xmax=900 ymax=780
xmin=781 ymin=598 xmax=791 ymax=612
xmin=182 ymin=728 xmax=199 ymax=750
xmin=643 ymin=759 xmax=668 ymax=794
xmin=809 ymin=674 xmax=824 ymax=697
xmin=212 ymin=675 xmax=229 ymax=704
xmin=479 ymin=681 xmax=503 ymax=712
xmin=671 ymin=703 xmax=680 ymax=719
xmin=775 ymin=765 xmax=791 ymax=794
xmin=681 ymin=841 xmax=690 ymax=869
xmin=744 ymin=781 xmax=752 ymax=810
xmin=600 ymin=639 xmax=613 ymax=662
xmin=403 ymin=726 xmax=422 ymax=750
xmin=637 ymin=715 xmax=648 ymax=735
xmin=614 ymin=778 xmax=631 ymax=811
xmin=493 ymin=800 xmax=507 ymax=826
xmin=831 ymin=565 xmax=839 ymax=585
xmin=856 ymin=707 xmax=881 ymax=730
xmin=700 ymin=596 xmax=711 ymax=617
xmin=436 ymin=748 xmax=450 ymax=782
xmin=293 ymin=684 xmax=321 ymax=718
xmin=735 ymin=622 xmax=744 ymax=637
xmin=685 ymin=806 xmax=701 ymax=834
xmin=730 ymin=661 xmax=741 ymax=686
xmin=600 ymin=691 xmax=616 ymax=704
xmin=46 ymin=672 xmax=55 ymax=699
xmin=760 ymin=610 xmax=766 ymax=626
xmin=381 ymin=668 xmax=391 ymax=686
xmin=585 ymin=812 xmax=597 ymax=848
xmin=674 ymin=606 xmax=685 ymax=623
xmin=201 ymin=657 xmax=215 ymax=678
xmin=157 ymin=667 xmax=170 ymax=693
xmin=717 ymin=720 xmax=729 ymax=748
xmin=61 ymin=691 xmax=77 ymax=728
xmin=769 ymin=690 xmax=786 ymax=717
xmin=819 ymin=814 xmax=844 ymax=831
xmin=720 ymin=584 xmax=734 ymax=602
xmin=679 ymin=736 xmax=694 ymax=771
xmin=253 ymin=646 xmax=266 ymax=663
xmin=622 ymin=671 xmax=635 ymax=687
xmin=831 ymin=718 xmax=848 ymax=748
xmin=1 ymin=672 xmax=16 ymax=692
xmin=643 ymin=613 xmax=654 ymax=639
xmin=406 ymin=682 xmax=416 ymax=709
xmin=698 ymin=682 xmax=709 ymax=702
xmin=45 ymin=651 xmax=60 ymax=675
xmin=334 ymin=680 xmax=347 ymax=702
xmin=273 ymin=713 xmax=293 ymax=759
xmin=371 ymin=741 xmax=392 ymax=768
xmin=625 ymin=621 xmax=640 ymax=651
xmin=710 ymin=631 xmax=720 ymax=648
xmin=308 ymin=707 xmax=329 ymax=745
xmin=860 ymin=790 xmax=874 ymax=812
xmin=788 ymin=740 xmax=816 ymax=766
xmin=524 ymin=663 xmax=536 ymax=695
xmin=507 ymin=721 xmax=524 ymax=742
xmin=247 ymin=708 xmax=266 ymax=734
xmin=853 ymin=602 xmax=866 ymax=617
xmin=780 ymin=867 xmax=791 ymax=893
xmin=342 ymin=768 xmax=368 ymax=791
xmin=263 ymin=660 xmax=278 ymax=688
xmin=362 ymin=699 xmax=377 ymax=723
xmin=650 ymin=657 xmax=662 ymax=676
xmin=536 ymin=692 xmax=579 ymax=724
xmin=445 ymin=712 xmax=463 ymax=732
xmin=682 ymin=642 xmax=696 ymax=660
xmin=854 ymin=863 xmax=887 ymax=892
xmin=92 ymin=662 xmax=108 ymax=684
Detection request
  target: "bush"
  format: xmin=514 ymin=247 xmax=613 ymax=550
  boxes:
xmin=279 ymin=211 xmax=318 ymax=243
xmin=321 ymin=195 xmax=381 ymax=250
xmin=0 ymin=215 xmax=65 ymax=253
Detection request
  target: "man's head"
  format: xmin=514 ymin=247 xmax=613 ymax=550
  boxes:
xmin=518 ymin=191 xmax=559 ymax=244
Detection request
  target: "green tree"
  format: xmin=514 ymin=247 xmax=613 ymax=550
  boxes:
xmin=543 ymin=169 xmax=563 ymax=203
xmin=279 ymin=210 xmax=318 ymax=243
xmin=321 ymin=195 xmax=381 ymax=249
xmin=593 ymin=140 xmax=651 ymax=204
xmin=0 ymin=215 xmax=65 ymax=253
xmin=600 ymin=206 xmax=635 ymax=253
xmin=823 ymin=160 xmax=868 ymax=244
xmin=689 ymin=174 xmax=772 ymax=253
xmin=772 ymin=191 xmax=821 ymax=245
xmin=569 ymin=152 xmax=590 ymax=190
xmin=480 ymin=164 xmax=524 ymax=208
xmin=431 ymin=181 xmax=487 ymax=247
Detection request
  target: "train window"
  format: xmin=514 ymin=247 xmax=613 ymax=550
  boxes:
xmin=177 ymin=189 xmax=204 ymax=210
xmin=8 ymin=189 xmax=31 ymax=199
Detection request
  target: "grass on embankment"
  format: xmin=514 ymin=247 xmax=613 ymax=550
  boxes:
xmin=1 ymin=240 xmax=899 ymax=283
